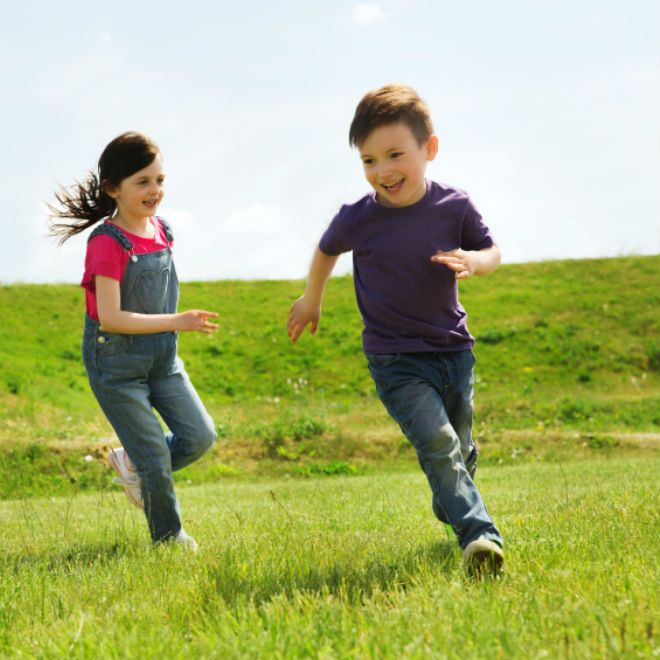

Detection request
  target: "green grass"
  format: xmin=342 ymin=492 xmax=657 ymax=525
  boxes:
xmin=1 ymin=257 xmax=657 ymax=655
xmin=1 ymin=255 xmax=658 ymax=497
xmin=0 ymin=458 xmax=658 ymax=657
xmin=2 ymin=256 xmax=659 ymax=428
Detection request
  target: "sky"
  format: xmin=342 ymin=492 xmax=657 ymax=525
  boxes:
xmin=1 ymin=0 xmax=658 ymax=284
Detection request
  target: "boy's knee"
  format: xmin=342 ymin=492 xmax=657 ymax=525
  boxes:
xmin=414 ymin=422 xmax=458 ymax=456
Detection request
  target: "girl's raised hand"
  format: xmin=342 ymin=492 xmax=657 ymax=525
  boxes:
xmin=176 ymin=310 xmax=219 ymax=334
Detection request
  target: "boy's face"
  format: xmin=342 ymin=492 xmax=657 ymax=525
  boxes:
xmin=359 ymin=122 xmax=438 ymax=208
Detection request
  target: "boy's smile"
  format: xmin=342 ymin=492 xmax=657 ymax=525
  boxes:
xmin=359 ymin=123 xmax=438 ymax=208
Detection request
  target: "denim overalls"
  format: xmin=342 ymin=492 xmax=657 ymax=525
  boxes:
xmin=82 ymin=219 xmax=216 ymax=543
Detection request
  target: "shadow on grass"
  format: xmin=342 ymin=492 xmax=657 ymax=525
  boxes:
xmin=203 ymin=539 xmax=457 ymax=607
xmin=1 ymin=541 xmax=137 ymax=573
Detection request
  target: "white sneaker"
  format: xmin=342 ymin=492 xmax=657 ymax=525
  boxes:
xmin=107 ymin=447 xmax=143 ymax=510
xmin=462 ymin=536 xmax=504 ymax=579
xmin=174 ymin=529 xmax=198 ymax=554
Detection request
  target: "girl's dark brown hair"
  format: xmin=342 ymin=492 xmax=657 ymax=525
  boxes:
xmin=48 ymin=131 xmax=160 ymax=244
xmin=348 ymin=84 xmax=434 ymax=149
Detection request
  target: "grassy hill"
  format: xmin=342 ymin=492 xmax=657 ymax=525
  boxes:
xmin=0 ymin=255 xmax=658 ymax=497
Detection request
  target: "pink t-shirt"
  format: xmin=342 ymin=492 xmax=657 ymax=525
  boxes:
xmin=81 ymin=218 xmax=172 ymax=321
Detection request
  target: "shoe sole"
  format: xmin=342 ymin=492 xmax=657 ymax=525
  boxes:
xmin=463 ymin=540 xmax=504 ymax=579
xmin=119 ymin=483 xmax=144 ymax=510
xmin=108 ymin=449 xmax=143 ymax=509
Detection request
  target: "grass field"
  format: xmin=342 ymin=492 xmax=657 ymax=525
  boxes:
xmin=0 ymin=255 xmax=659 ymax=498
xmin=0 ymin=256 xmax=659 ymax=657
xmin=1 ymin=458 xmax=658 ymax=657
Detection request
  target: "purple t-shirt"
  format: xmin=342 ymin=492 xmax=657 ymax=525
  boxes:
xmin=319 ymin=179 xmax=494 ymax=354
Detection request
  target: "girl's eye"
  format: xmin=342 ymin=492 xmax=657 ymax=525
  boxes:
xmin=362 ymin=159 xmax=374 ymax=166
xmin=391 ymin=152 xmax=403 ymax=159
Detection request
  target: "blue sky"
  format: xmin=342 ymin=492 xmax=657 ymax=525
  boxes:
xmin=1 ymin=0 xmax=658 ymax=283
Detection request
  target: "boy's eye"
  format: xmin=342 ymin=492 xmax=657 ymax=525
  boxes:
xmin=390 ymin=152 xmax=403 ymax=159
xmin=362 ymin=159 xmax=374 ymax=166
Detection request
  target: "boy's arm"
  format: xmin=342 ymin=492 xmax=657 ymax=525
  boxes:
xmin=430 ymin=244 xmax=501 ymax=279
xmin=96 ymin=275 xmax=219 ymax=334
xmin=287 ymin=246 xmax=339 ymax=343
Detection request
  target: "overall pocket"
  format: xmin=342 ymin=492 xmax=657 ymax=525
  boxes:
xmin=95 ymin=332 xmax=130 ymax=358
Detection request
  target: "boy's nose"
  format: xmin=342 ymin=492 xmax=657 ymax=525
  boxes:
xmin=377 ymin=163 xmax=394 ymax=179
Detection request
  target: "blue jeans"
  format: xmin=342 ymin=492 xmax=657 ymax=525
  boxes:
xmin=366 ymin=350 xmax=502 ymax=549
xmin=83 ymin=316 xmax=216 ymax=543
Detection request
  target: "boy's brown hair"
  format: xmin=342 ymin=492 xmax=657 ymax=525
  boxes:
xmin=349 ymin=84 xmax=434 ymax=148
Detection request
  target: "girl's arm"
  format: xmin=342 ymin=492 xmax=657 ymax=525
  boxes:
xmin=96 ymin=275 xmax=218 ymax=334
xmin=287 ymin=246 xmax=339 ymax=343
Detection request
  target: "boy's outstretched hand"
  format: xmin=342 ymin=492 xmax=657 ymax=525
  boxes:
xmin=431 ymin=245 xmax=501 ymax=279
xmin=431 ymin=248 xmax=479 ymax=279
xmin=287 ymin=296 xmax=321 ymax=343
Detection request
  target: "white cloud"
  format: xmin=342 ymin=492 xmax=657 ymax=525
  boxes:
xmin=351 ymin=3 xmax=386 ymax=24
xmin=5 ymin=205 xmax=84 ymax=284
xmin=158 ymin=205 xmax=193 ymax=227
xmin=171 ymin=202 xmax=319 ymax=281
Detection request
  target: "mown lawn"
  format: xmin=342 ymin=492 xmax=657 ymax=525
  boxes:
xmin=1 ymin=458 xmax=658 ymax=658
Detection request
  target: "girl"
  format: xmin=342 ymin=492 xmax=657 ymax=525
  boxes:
xmin=50 ymin=132 xmax=219 ymax=552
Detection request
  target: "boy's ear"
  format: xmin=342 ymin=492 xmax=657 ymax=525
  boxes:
xmin=425 ymin=134 xmax=439 ymax=161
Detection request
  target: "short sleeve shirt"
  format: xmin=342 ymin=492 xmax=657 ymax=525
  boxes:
xmin=81 ymin=218 xmax=172 ymax=320
xmin=319 ymin=180 xmax=494 ymax=353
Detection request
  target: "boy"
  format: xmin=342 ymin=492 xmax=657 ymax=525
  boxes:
xmin=287 ymin=84 xmax=503 ymax=578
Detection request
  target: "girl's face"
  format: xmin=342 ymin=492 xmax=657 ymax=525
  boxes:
xmin=107 ymin=153 xmax=165 ymax=222
xmin=359 ymin=123 xmax=437 ymax=208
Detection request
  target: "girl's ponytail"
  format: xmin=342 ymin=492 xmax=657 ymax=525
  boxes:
xmin=48 ymin=172 xmax=116 ymax=244
xmin=48 ymin=131 xmax=160 ymax=244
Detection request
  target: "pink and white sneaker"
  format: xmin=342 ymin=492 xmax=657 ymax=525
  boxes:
xmin=108 ymin=447 xmax=143 ymax=509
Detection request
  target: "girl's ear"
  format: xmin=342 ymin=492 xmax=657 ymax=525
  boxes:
xmin=102 ymin=181 xmax=118 ymax=199
xmin=426 ymin=134 xmax=439 ymax=161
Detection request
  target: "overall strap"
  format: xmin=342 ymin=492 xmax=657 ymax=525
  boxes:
xmin=87 ymin=223 xmax=134 ymax=252
xmin=156 ymin=217 xmax=174 ymax=243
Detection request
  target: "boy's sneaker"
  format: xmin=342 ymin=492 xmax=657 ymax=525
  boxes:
xmin=107 ymin=447 xmax=143 ymax=510
xmin=462 ymin=536 xmax=504 ymax=579
xmin=174 ymin=529 xmax=198 ymax=554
